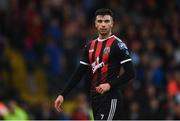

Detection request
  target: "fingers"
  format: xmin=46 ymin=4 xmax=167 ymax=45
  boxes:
xmin=96 ymin=83 xmax=111 ymax=94
xmin=57 ymin=105 xmax=62 ymax=112
xmin=54 ymin=100 xmax=59 ymax=111
xmin=96 ymin=86 xmax=104 ymax=94
xmin=54 ymin=95 xmax=64 ymax=112
xmin=54 ymin=99 xmax=62 ymax=112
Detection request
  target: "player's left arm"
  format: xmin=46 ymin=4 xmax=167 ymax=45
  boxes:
xmin=96 ymin=41 xmax=135 ymax=94
xmin=108 ymin=41 xmax=135 ymax=89
xmin=108 ymin=61 xmax=135 ymax=89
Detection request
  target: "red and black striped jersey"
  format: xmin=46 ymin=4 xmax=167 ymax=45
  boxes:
xmin=80 ymin=35 xmax=132 ymax=92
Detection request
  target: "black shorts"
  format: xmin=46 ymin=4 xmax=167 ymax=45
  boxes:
xmin=91 ymin=90 xmax=123 ymax=120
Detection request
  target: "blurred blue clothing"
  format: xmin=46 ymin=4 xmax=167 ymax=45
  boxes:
xmin=131 ymin=52 xmax=140 ymax=66
xmin=152 ymin=67 xmax=164 ymax=88
xmin=24 ymin=48 xmax=36 ymax=61
xmin=47 ymin=26 xmax=63 ymax=42
xmin=45 ymin=43 xmax=63 ymax=76
xmin=136 ymin=66 xmax=145 ymax=82
xmin=24 ymin=48 xmax=36 ymax=70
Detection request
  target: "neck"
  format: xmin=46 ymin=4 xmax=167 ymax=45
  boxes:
xmin=98 ymin=32 xmax=112 ymax=39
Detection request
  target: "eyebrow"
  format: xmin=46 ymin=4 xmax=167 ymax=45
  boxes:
xmin=96 ymin=19 xmax=110 ymax=22
xmin=104 ymin=20 xmax=110 ymax=22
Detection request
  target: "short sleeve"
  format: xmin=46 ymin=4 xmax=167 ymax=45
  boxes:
xmin=114 ymin=41 xmax=132 ymax=64
xmin=80 ymin=45 xmax=90 ymax=66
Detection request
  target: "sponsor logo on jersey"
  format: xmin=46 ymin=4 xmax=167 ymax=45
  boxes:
xmin=91 ymin=57 xmax=104 ymax=73
xmin=89 ymin=49 xmax=94 ymax=52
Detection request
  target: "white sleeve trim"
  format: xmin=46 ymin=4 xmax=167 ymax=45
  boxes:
xmin=113 ymin=35 xmax=122 ymax=42
xmin=80 ymin=61 xmax=90 ymax=66
xmin=120 ymin=59 xmax=132 ymax=64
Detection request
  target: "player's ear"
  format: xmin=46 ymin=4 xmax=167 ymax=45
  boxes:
xmin=94 ymin=16 xmax=99 ymax=28
xmin=95 ymin=20 xmax=98 ymax=28
xmin=110 ymin=17 xmax=114 ymax=28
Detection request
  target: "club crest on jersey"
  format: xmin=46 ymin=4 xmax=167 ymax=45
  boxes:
xmin=103 ymin=47 xmax=110 ymax=54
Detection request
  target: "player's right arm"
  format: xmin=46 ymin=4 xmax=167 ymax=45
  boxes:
xmin=54 ymin=63 xmax=90 ymax=112
xmin=108 ymin=40 xmax=135 ymax=89
xmin=54 ymin=44 xmax=90 ymax=112
xmin=54 ymin=95 xmax=64 ymax=112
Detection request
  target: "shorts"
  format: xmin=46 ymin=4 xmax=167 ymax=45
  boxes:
xmin=91 ymin=90 xmax=123 ymax=120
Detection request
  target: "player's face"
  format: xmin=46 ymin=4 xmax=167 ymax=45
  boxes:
xmin=95 ymin=15 xmax=113 ymax=36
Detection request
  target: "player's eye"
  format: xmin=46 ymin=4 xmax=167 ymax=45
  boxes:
xmin=97 ymin=20 xmax=102 ymax=23
xmin=104 ymin=20 xmax=110 ymax=23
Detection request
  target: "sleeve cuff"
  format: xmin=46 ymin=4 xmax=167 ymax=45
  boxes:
xmin=120 ymin=59 xmax=132 ymax=64
xmin=80 ymin=61 xmax=90 ymax=66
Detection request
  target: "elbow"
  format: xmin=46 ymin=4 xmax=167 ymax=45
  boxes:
xmin=131 ymin=72 xmax=135 ymax=80
xmin=128 ymin=74 xmax=134 ymax=81
xmin=127 ymin=69 xmax=135 ymax=81
xmin=132 ymin=69 xmax=136 ymax=79
xmin=122 ymin=61 xmax=136 ymax=81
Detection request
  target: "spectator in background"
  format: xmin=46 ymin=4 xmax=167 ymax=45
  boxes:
xmin=23 ymin=35 xmax=37 ymax=72
xmin=145 ymin=98 xmax=165 ymax=119
xmin=46 ymin=18 xmax=63 ymax=44
xmin=5 ymin=0 xmax=24 ymax=50
xmin=167 ymin=65 xmax=180 ymax=98
xmin=172 ymin=93 xmax=180 ymax=119
xmin=0 ymin=37 xmax=12 ymax=100
xmin=62 ymin=20 xmax=85 ymax=76
xmin=71 ymin=93 xmax=92 ymax=120
xmin=135 ymin=52 xmax=150 ymax=88
xmin=150 ymin=56 xmax=165 ymax=90
xmin=128 ymin=101 xmax=141 ymax=120
xmin=43 ymin=36 xmax=66 ymax=96
xmin=0 ymin=102 xmax=8 ymax=120
xmin=3 ymin=100 xmax=29 ymax=120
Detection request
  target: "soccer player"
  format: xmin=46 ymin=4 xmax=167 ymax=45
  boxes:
xmin=54 ymin=8 xmax=135 ymax=120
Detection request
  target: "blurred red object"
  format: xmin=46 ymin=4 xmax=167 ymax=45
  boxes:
xmin=0 ymin=102 xmax=8 ymax=116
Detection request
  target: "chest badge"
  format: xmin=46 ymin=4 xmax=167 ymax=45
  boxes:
xmin=103 ymin=47 xmax=110 ymax=54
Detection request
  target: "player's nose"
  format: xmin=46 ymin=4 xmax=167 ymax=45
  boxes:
xmin=102 ymin=22 xmax=106 ymax=26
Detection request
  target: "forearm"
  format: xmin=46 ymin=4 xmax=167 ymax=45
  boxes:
xmin=108 ymin=61 xmax=135 ymax=89
xmin=61 ymin=64 xmax=89 ymax=98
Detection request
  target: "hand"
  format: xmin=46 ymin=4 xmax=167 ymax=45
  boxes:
xmin=54 ymin=95 xmax=64 ymax=112
xmin=96 ymin=83 xmax=111 ymax=94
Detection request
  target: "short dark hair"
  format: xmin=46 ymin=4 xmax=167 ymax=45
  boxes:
xmin=95 ymin=9 xmax=114 ymax=18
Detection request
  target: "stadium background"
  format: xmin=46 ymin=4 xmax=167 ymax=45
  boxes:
xmin=0 ymin=0 xmax=180 ymax=120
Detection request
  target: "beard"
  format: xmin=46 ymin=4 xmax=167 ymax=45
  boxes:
xmin=99 ymin=29 xmax=110 ymax=34
xmin=99 ymin=29 xmax=110 ymax=36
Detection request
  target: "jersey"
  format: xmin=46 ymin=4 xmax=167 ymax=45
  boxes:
xmin=80 ymin=35 xmax=132 ymax=96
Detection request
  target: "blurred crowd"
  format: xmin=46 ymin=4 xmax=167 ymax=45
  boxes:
xmin=0 ymin=0 xmax=180 ymax=120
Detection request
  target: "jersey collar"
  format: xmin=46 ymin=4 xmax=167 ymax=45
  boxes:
xmin=97 ymin=35 xmax=114 ymax=42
